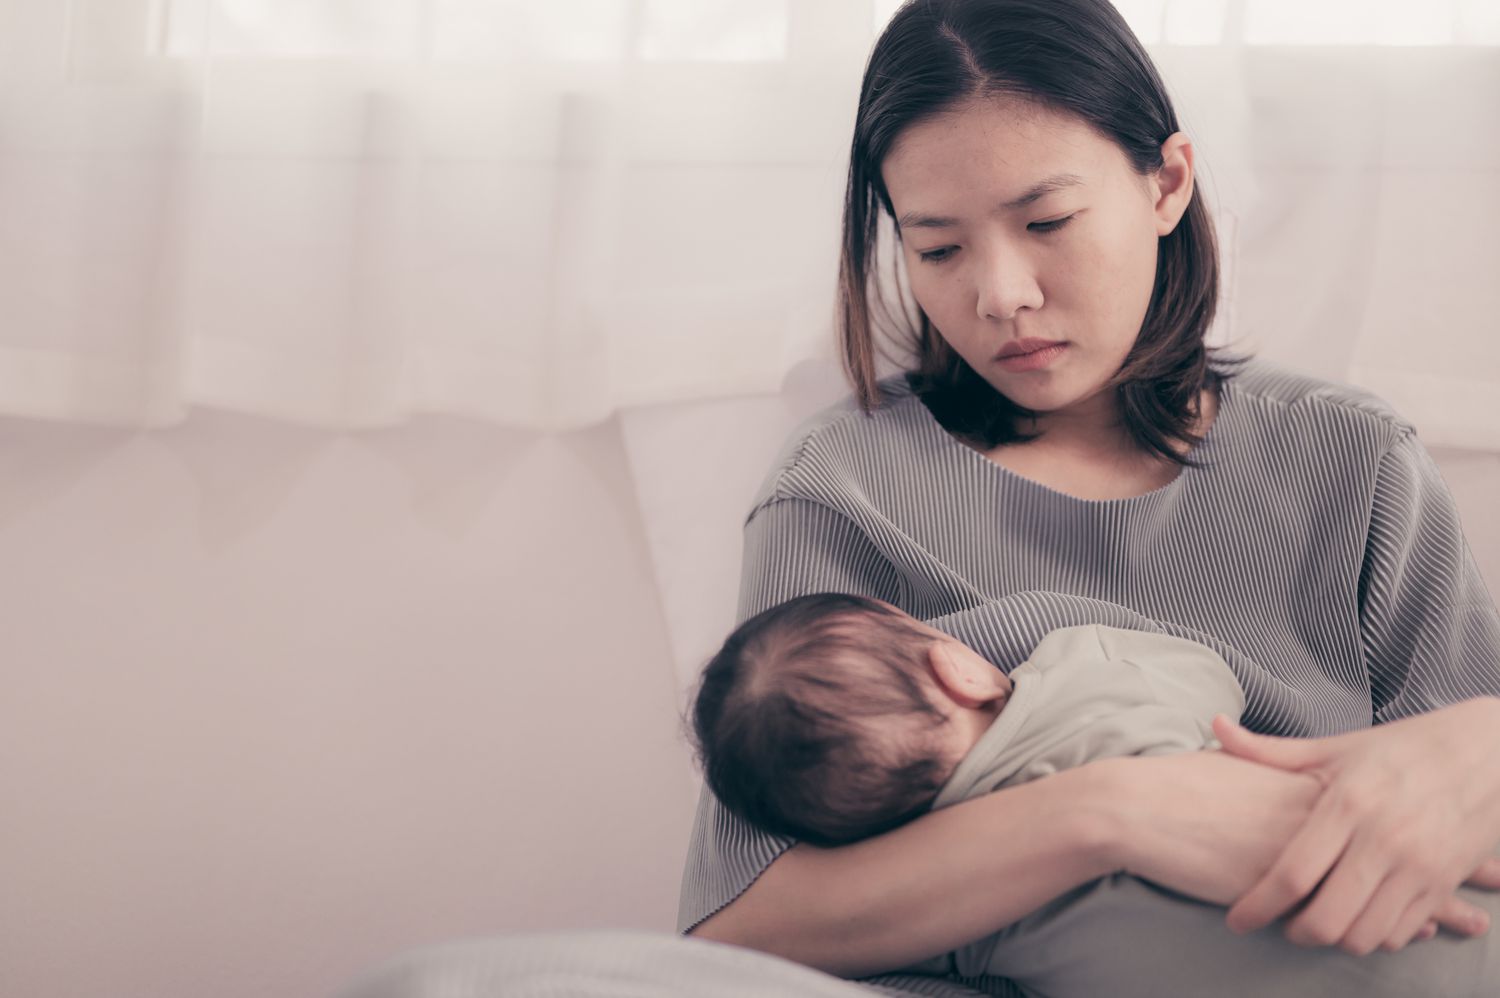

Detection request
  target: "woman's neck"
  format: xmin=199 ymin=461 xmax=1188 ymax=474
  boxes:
xmin=1024 ymin=385 xmax=1217 ymax=457
xmin=1021 ymin=389 xmax=1133 ymax=454
xmin=978 ymin=388 xmax=1218 ymax=501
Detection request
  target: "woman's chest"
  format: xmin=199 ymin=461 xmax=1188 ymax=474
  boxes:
xmin=866 ymin=476 xmax=1375 ymax=728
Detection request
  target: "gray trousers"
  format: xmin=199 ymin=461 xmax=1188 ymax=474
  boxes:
xmin=939 ymin=873 xmax=1500 ymax=998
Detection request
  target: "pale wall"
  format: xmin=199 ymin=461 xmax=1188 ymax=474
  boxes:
xmin=0 ymin=412 xmax=697 ymax=998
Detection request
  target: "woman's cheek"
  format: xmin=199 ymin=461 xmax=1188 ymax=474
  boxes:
xmin=910 ymin=273 xmax=957 ymax=328
xmin=1068 ymin=238 xmax=1144 ymax=324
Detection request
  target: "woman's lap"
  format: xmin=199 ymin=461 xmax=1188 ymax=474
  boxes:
xmin=960 ymin=874 xmax=1499 ymax=998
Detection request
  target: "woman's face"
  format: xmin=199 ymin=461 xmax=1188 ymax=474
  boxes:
xmin=880 ymin=98 xmax=1192 ymax=420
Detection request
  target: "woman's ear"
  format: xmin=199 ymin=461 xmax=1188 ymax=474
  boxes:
xmin=926 ymin=641 xmax=1008 ymax=708
xmin=1151 ymin=131 xmax=1195 ymax=237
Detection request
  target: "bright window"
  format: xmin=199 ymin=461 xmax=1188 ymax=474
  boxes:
xmin=155 ymin=0 xmax=791 ymax=61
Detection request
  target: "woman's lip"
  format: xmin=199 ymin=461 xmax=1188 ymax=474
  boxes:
xmin=994 ymin=342 xmax=1067 ymax=372
xmin=996 ymin=337 xmax=1065 ymax=359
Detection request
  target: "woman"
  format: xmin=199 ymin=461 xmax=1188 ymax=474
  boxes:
xmin=677 ymin=1 xmax=1500 ymax=995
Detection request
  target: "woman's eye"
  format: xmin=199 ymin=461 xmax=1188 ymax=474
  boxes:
xmin=1029 ymin=214 xmax=1076 ymax=233
xmin=917 ymin=216 xmax=1073 ymax=264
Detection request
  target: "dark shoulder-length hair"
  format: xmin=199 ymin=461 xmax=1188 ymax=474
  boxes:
xmin=839 ymin=0 xmax=1239 ymax=464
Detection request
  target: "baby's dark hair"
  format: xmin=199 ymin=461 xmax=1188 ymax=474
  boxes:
xmin=688 ymin=593 xmax=953 ymax=847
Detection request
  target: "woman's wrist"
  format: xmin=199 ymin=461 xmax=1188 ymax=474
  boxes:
xmin=1076 ymin=755 xmax=1145 ymax=874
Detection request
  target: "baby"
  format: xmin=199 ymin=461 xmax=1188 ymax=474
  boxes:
xmin=688 ymin=591 xmax=1243 ymax=850
xmin=687 ymin=592 xmax=1500 ymax=997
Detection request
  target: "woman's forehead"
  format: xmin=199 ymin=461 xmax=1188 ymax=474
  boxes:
xmin=881 ymin=99 xmax=1123 ymax=211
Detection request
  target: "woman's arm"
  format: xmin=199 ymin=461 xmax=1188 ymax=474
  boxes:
xmin=1211 ymin=430 xmax=1500 ymax=953
xmin=690 ymin=748 xmax=1329 ymax=978
xmin=688 ymin=760 xmax=1121 ymax=978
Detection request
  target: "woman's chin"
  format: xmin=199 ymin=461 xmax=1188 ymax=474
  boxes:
xmin=987 ymin=377 xmax=1111 ymax=425
xmin=986 ymin=379 xmax=1076 ymax=416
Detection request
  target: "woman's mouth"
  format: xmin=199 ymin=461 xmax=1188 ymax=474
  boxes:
xmin=994 ymin=340 xmax=1068 ymax=373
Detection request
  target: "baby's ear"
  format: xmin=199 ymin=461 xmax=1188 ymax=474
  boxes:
xmin=926 ymin=641 xmax=963 ymax=696
xmin=918 ymin=642 xmax=978 ymax=705
xmin=928 ymin=640 xmax=1010 ymax=705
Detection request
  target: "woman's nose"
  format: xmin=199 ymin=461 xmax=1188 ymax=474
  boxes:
xmin=974 ymin=248 xmax=1043 ymax=321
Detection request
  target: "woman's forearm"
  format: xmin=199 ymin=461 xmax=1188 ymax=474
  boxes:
xmin=1098 ymin=750 xmax=1324 ymax=907
xmin=687 ymin=761 xmax=1125 ymax=979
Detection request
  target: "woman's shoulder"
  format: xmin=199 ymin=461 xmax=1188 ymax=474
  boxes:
xmin=746 ymin=374 xmax=929 ymax=515
xmin=1225 ymin=358 xmax=1416 ymax=444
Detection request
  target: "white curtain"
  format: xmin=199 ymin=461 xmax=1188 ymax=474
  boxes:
xmin=1 ymin=0 xmax=1497 ymax=444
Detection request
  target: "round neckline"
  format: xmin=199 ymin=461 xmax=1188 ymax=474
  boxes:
xmin=906 ymin=379 xmax=1235 ymax=507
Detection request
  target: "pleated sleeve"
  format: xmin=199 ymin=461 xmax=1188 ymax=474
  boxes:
xmin=1361 ymin=430 xmax=1500 ymax=723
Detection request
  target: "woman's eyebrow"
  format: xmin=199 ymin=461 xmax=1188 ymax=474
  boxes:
xmin=897 ymin=173 xmax=1086 ymax=230
xmin=1002 ymin=173 xmax=1086 ymax=209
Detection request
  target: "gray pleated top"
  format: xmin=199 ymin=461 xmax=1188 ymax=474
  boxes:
xmin=677 ymin=360 xmax=1500 ymax=998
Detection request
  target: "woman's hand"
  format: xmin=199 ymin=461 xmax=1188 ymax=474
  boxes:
xmin=1212 ymin=698 xmax=1500 ymax=955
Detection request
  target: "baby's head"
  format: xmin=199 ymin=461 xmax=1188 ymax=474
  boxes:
xmin=688 ymin=593 xmax=1011 ymax=847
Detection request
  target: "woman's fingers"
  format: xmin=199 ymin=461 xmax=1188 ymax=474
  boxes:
xmin=1278 ymin=835 xmax=1396 ymax=948
xmin=1373 ymin=890 xmax=1489 ymax=954
xmin=1225 ymin=793 xmax=1352 ymax=934
xmin=1399 ymin=853 xmax=1500 ymax=951
xmin=1381 ymin=894 xmax=1440 ymax=953
xmin=1333 ymin=869 xmax=1415 ymax=955
xmin=1428 ymin=893 xmax=1492 ymax=937
xmin=1464 ymin=855 xmax=1500 ymax=890
xmin=1211 ymin=715 xmax=1325 ymax=772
